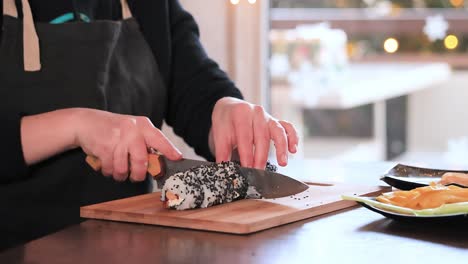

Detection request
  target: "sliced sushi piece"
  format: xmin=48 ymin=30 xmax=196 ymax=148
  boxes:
xmin=161 ymin=170 xmax=204 ymax=210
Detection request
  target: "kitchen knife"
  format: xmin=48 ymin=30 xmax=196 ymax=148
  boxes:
xmin=86 ymin=154 xmax=309 ymax=198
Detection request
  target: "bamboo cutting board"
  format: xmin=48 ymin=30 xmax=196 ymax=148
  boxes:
xmin=80 ymin=183 xmax=390 ymax=234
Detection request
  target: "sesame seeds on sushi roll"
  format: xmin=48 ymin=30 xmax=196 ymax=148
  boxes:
xmin=161 ymin=161 xmax=250 ymax=210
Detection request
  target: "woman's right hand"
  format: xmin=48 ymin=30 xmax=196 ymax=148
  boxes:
xmin=74 ymin=109 xmax=182 ymax=182
xmin=21 ymin=108 xmax=182 ymax=182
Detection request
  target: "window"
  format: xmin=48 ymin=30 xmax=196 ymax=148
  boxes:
xmin=269 ymin=1 xmax=468 ymax=166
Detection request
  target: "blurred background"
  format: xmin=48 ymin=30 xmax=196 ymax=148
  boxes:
xmin=172 ymin=0 xmax=468 ymax=169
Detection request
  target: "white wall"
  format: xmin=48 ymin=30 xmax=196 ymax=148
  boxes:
xmin=408 ymin=70 xmax=468 ymax=153
xmin=178 ymin=0 xmax=230 ymax=72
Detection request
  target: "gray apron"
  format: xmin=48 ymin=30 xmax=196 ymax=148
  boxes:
xmin=0 ymin=0 xmax=167 ymax=249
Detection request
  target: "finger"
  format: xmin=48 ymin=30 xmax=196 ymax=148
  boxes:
xmin=144 ymin=128 xmax=182 ymax=160
xmin=234 ymin=113 xmax=254 ymax=168
xmin=100 ymin=152 xmax=114 ymax=177
xmin=214 ymin=126 xmax=233 ymax=163
xmin=99 ymin=128 xmax=121 ymax=177
xmin=279 ymin=121 xmax=299 ymax=153
xmin=113 ymin=143 xmax=129 ymax=181
xmin=253 ymin=107 xmax=270 ymax=169
xmin=127 ymin=135 xmax=148 ymax=182
xmin=269 ymin=120 xmax=288 ymax=167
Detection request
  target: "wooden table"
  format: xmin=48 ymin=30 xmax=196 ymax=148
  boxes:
xmin=2 ymin=159 xmax=468 ymax=263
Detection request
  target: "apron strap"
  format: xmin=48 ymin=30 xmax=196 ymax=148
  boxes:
xmin=121 ymin=0 xmax=133 ymax=19
xmin=3 ymin=0 xmax=41 ymax=71
xmin=3 ymin=0 xmax=18 ymax=17
xmin=22 ymin=0 xmax=41 ymax=71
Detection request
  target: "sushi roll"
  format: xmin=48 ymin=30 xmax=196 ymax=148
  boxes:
xmin=161 ymin=161 xmax=253 ymax=210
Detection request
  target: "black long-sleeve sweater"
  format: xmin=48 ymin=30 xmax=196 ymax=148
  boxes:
xmin=0 ymin=0 xmax=242 ymax=179
xmin=0 ymin=0 xmax=242 ymax=250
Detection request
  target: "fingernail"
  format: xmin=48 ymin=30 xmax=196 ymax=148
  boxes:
xmin=282 ymin=153 xmax=288 ymax=165
xmin=292 ymin=144 xmax=298 ymax=153
xmin=144 ymin=161 xmax=148 ymax=168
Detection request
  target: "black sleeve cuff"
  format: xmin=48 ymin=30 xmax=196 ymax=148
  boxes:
xmin=0 ymin=114 xmax=29 ymax=184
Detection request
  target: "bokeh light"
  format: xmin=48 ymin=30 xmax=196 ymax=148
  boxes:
xmin=444 ymin=34 xmax=459 ymax=50
xmin=383 ymin=38 xmax=399 ymax=53
xmin=450 ymin=0 xmax=464 ymax=8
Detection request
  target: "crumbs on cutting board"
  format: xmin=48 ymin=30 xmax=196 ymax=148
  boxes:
xmin=260 ymin=189 xmax=314 ymax=207
xmin=287 ymin=189 xmax=312 ymax=201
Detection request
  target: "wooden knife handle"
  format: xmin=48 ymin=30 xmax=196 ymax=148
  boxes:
xmin=85 ymin=153 xmax=166 ymax=179
xmin=147 ymin=153 xmax=165 ymax=178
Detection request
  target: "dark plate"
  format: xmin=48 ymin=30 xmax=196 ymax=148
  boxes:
xmin=358 ymin=201 xmax=468 ymax=224
xmin=381 ymin=164 xmax=468 ymax=190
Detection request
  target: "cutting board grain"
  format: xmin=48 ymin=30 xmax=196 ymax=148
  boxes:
xmin=80 ymin=183 xmax=390 ymax=234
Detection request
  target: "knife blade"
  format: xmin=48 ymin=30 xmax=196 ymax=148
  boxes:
xmin=85 ymin=153 xmax=308 ymax=198
xmin=237 ymin=166 xmax=309 ymax=198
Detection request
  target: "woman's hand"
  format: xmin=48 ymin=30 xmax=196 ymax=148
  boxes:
xmin=210 ymin=97 xmax=299 ymax=169
xmin=74 ymin=109 xmax=182 ymax=182
xmin=21 ymin=108 xmax=182 ymax=182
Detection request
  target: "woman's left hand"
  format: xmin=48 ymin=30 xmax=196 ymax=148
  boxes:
xmin=210 ymin=97 xmax=299 ymax=169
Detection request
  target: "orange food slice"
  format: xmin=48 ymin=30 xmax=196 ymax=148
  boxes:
xmin=376 ymin=182 xmax=468 ymax=209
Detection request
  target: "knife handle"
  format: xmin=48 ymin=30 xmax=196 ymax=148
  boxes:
xmin=85 ymin=153 xmax=166 ymax=179
xmin=147 ymin=153 xmax=165 ymax=178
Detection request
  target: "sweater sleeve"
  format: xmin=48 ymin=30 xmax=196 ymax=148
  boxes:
xmin=0 ymin=114 xmax=29 ymax=184
xmin=164 ymin=1 xmax=243 ymax=161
